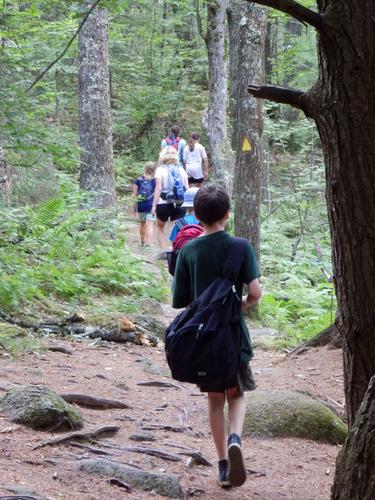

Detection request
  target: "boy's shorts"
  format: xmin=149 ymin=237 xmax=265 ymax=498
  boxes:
xmin=156 ymin=204 xmax=186 ymax=222
xmin=198 ymin=363 xmax=256 ymax=394
xmin=138 ymin=212 xmax=154 ymax=222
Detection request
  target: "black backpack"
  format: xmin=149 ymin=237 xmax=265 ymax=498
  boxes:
xmin=165 ymin=238 xmax=247 ymax=385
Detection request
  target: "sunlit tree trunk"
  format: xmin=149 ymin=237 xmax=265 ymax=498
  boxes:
xmin=228 ymin=1 xmax=266 ymax=259
xmin=202 ymin=0 xmax=234 ymax=193
xmin=78 ymin=2 xmax=115 ymax=208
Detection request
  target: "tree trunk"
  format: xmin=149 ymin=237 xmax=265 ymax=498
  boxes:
xmin=78 ymin=2 xmax=115 ymax=208
xmin=203 ymin=0 xmax=233 ymax=193
xmin=228 ymin=1 xmax=266 ymax=259
xmin=0 ymin=145 xmax=11 ymax=205
xmin=331 ymin=375 xmax=375 ymax=499
xmin=308 ymin=2 xmax=375 ymax=429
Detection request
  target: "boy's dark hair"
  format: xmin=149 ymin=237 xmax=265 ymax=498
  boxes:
xmin=194 ymin=183 xmax=230 ymax=225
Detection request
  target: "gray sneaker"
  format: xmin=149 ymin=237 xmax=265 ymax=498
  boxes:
xmin=227 ymin=433 xmax=247 ymax=487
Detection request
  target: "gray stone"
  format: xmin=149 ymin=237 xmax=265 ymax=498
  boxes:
xmin=4 ymin=484 xmax=48 ymax=500
xmin=138 ymin=298 xmax=164 ymax=316
xmin=0 ymin=385 xmax=83 ymax=432
xmin=79 ymin=459 xmax=183 ymax=498
xmin=244 ymin=390 xmax=347 ymax=444
xmin=130 ymin=314 xmax=167 ymax=340
xmin=129 ymin=431 xmax=156 ymax=442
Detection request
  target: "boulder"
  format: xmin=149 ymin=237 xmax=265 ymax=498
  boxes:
xmin=130 ymin=314 xmax=166 ymax=340
xmin=79 ymin=459 xmax=183 ymax=498
xmin=138 ymin=298 xmax=164 ymax=316
xmin=0 ymin=385 xmax=83 ymax=431
xmin=244 ymin=390 xmax=347 ymax=444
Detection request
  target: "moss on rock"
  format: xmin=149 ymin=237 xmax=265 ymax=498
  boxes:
xmin=244 ymin=390 xmax=347 ymax=444
xmin=0 ymin=385 xmax=83 ymax=432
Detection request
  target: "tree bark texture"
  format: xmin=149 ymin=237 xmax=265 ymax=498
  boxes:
xmin=203 ymin=0 xmax=234 ymax=193
xmin=228 ymin=1 xmax=266 ymax=258
xmin=78 ymin=3 xmax=115 ymax=208
xmin=331 ymin=375 xmax=375 ymax=499
xmin=0 ymin=145 xmax=11 ymax=204
xmin=248 ymin=0 xmax=375 ymax=431
xmin=305 ymin=1 xmax=375 ymax=430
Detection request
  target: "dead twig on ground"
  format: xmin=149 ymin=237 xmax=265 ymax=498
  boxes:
xmin=61 ymin=393 xmax=130 ymax=409
xmin=33 ymin=425 xmax=119 ymax=450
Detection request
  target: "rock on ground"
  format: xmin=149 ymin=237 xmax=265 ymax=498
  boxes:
xmin=0 ymin=384 xmax=83 ymax=431
xmin=244 ymin=389 xmax=347 ymax=444
xmin=79 ymin=459 xmax=183 ymax=498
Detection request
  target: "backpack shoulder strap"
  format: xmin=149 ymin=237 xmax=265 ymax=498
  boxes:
xmin=175 ymin=218 xmax=188 ymax=230
xmin=222 ymin=237 xmax=248 ymax=281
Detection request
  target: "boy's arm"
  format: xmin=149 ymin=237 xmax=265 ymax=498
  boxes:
xmin=242 ymin=278 xmax=262 ymax=312
xmin=172 ymin=252 xmax=191 ymax=308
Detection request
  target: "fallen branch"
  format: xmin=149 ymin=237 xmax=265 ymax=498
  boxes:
xmin=137 ymin=381 xmax=183 ymax=390
xmin=122 ymin=445 xmax=182 ymax=462
xmin=61 ymin=393 xmax=130 ymax=409
xmin=108 ymin=478 xmax=132 ymax=491
xmin=33 ymin=425 xmax=119 ymax=450
xmin=48 ymin=345 xmax=73 ymax=355
xmin=141 ymin=424 xmax=188 ymax=433
xmin=288 ymin=323 xmax=341 ymax=356
xmin=70 ymin=442 xmax=113 ymax=455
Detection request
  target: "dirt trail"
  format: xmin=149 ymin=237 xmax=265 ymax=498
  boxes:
xmin=0 ymin=223 xmax=344 ymax=499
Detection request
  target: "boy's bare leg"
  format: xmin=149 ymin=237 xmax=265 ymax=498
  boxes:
xmin=226 ymin=387 xmax=246 ymax=436
xmin=155 ymin=218 xmax=168 ymax=250
xmin=207 ymin=392 xmax=227 ymax=459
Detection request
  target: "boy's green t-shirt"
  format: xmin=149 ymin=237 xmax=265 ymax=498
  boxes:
xmin=172 ymin=230 xmax=260 ymax=364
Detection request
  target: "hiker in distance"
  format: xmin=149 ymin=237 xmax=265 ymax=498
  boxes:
xmin=132 ymin=161 xmax=156 ymax=247
xmin=183 ymin=132 xmax=209 ymax=186
xmin=152 ymin=146 xmax=189 ymax=257
xmin=161 ymin=124 xmax=186 ymax=169
xmin=171 ymin=183 xmax=262 ymax=488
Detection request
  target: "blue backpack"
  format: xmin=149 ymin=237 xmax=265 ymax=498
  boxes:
xmin=162 ymin=165 xmax=185 ymax=204
xmin=137 ymin=177 xmax=154 ymax=203
xmin=165 ymin=238 xmax=247 ymax=385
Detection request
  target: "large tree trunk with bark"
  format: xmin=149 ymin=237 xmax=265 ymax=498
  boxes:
xmin=203 ymin=0 xmax=233 ymax=193
xmin=331 ymin=375 xmax=375 ymax=499
xmin=227 ymin=1 xmax=266 ymax=258
xmin=78 ymin=2 xmax=115 ymax=208
xmin=246 ymin=0 xmax=375 ymax=495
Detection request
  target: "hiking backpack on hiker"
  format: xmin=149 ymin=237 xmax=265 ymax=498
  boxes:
xmin=160 ymin=164 xmax=186 ymax=204
xmin=166 ymin=223 xmax=203 ymax=276
xmin=137 ymin=176 xmax=154 ymax=204
xmin=165 ymin=136 xmax=185 ymax=166
xmin=165 ymin=238 xmax=247 ymax=385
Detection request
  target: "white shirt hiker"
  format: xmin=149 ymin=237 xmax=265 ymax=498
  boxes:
xmin=155 ymin=164 xmax=188 ymax=205
xmin=183 ymin=143 xmax=208 ymax=180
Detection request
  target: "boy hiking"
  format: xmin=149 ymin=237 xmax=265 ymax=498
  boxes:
xmin=132 ymin=161 xmax=156 ymax=247
xmin=172 ymin=183 xmax=262 ymax=488
xmin=169 ymin=186 xmax=200 ymax=243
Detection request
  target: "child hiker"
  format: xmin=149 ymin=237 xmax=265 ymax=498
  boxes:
xmin=172 ymin=183 xmax=262 ymax=488
xmin=169 ymin=187 xmax=200 ymax=243
xmin=132 ymin=161 xmax=156 ymax=247
xmin=183 ymin=132 xmax=209 ymax=186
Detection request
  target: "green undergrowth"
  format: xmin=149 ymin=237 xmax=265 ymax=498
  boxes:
xmin=0 ymin=323 xmax=42 ymax=358
xmin=0 ymin=182 xmax=168 ymax=324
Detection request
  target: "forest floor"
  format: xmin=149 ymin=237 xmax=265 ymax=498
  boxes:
xmin=0 ymin=221 xmax=344 ymax=500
